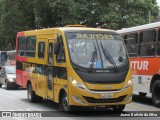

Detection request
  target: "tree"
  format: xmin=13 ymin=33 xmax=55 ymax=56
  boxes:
xmin=0 ymin=0 xmax=159 ymax=50
xmin=97 ymin=0 xmax=159 ymax=29
xmin=0 ymin=0 xmax=35 ymax=50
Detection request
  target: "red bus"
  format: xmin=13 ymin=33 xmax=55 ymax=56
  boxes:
xmin=117 ymin=22 xmax=160 ymax=108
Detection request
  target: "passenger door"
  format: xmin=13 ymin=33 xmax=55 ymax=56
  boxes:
xmin=36 ymin=39 xmax=46 ymax=97
xmin=47 ymin=39 xmax=54 ymax=100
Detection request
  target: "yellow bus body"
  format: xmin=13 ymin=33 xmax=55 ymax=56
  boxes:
xmin=16 ymin=26 xmax=132 ymax=111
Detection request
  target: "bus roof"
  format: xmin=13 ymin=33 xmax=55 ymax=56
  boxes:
xmin=17 ymin=26 xmax=116 ymax=36
xmin=117 ymin=21 xmax=160 ymax=34
xmin=7 ymin=50 xmax=16 ymax=53
xmin=0 ymin=51 xmax=6 ymax=54
xmin=59 ymin=26 xmax=114 ymax=32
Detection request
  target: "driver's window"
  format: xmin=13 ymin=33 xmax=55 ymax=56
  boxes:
xmin=55 ymin=35 xmax=65 ymax=63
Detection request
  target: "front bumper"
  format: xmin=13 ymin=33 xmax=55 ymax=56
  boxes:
xmin=7 ymin=81 xmax=19 ymax=88
xmin=69 ymin=85 xmax=132 ymax=106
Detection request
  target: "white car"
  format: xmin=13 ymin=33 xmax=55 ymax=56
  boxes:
xmin=0 ymin=66 xmax=19 ymax=89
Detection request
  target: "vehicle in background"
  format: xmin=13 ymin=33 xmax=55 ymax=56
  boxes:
xmin=16 ymin=25 xmax=132 ymax=112
xmin=117 ymin=22 xmax=160 ymax=108
xmin=6 ymin=50 xmax=16 ymax=66
xmin=0 ymin=51 xmax=7 ymax=67
xmin=0 ymin=66 xmax=18 ymax=89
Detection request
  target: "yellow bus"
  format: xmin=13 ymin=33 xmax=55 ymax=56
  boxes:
xmin=16 ymin=25 xmax=132 ymax=112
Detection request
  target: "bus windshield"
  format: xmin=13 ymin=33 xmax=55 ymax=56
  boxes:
xmin=66 ymin=32 xmax=128 ymax=70
xmin=5 ymin=66 xmax=16 ymax=74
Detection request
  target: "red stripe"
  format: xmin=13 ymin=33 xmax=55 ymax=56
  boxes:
xmin=17 ymin=32 xmax=24 ymax=36
xmin=16 ymin=69 xmax=29 ymax=88
xmin=16 ymin=56 xmax=28 ymax=62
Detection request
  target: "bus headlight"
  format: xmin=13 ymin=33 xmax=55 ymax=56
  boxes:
xmin=124 ymin=80 xmax=132 ymax=89
xmin=70 ymin=77 xmax=87 ymax=90
xmin=72 ymin=96 xmax=87 ymax=105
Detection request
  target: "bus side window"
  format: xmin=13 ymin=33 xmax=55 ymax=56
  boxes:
xmin=18 ymin=37 xmax=26 ymax=56
xmin=124 ymin=33 xmax=138 ymax=57
xmin=38 ymin=42 xmax=45 ymax=58
xmin=26 ymin=36 xmax=36 ymax=57
xmin=139 ymin=30 xmax=156 ymax=57
xmin=157 ymin=29 xmax=160 ymax=56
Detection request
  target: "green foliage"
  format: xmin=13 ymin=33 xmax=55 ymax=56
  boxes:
xmin=0 ymin=0 xmax=35 ymax=50
xmin=0 ymin=0 xmax=159 ymax=50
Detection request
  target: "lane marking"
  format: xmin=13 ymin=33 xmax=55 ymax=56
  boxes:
xmin=0 ymin=101 xmax=42 ymax=111
xmin=13 ymin=117 xmax=26 ymax=120
xmin=127 ymin=105 xmax=155 ymax=111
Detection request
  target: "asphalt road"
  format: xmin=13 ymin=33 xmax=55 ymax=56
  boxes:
xmin=0 ymin=85 xmax=159 ymax=120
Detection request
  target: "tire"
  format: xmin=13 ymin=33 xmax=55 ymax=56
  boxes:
xmin=112 ymin=105 xmax=125 ymax=111
xmin=15 ymin=86 xmax=19 ymax=90
xmin=16 ymin=86 xmax=19 ymax=90
xmin=5 ymin=81 xmax=9 ymax=90
xmin=59 ymin=92 xmax=74 ymax=112
xmin=139 ymin=92 xmax=147 ymax=97
xmin=27 ymin=84 xmax=42 ymax=103
xmin=152 ymin=80 xmax=160 ymax=108
xmin=15 ymin=84 xmax=20 ymax=90
xmin=0 ymin=83 xmax=2 ymax=88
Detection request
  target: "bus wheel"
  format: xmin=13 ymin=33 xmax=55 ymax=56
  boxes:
xmin=27 ymin=84 xmax=42 ymax=103
xmin=139 ymin=92 xmax=147 ymax=97
xmin=112 ymin=105 xmax=125 ymax=111
xmin=60 ymin=92 xmax=73 ymax=112
xmin=152 ymin=80 xmax=160 ymax=108
xmin=0 ymin=83 xmax=2 ymax=88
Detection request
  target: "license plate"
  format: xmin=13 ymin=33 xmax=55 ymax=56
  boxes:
xmin=101 ymin=94 xmax=113 ymax=99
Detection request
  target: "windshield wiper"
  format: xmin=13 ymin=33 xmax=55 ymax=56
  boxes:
xmin=89 ymin=42 xmax=97 ymax=72
xmin=100 ymin=41 xmax=119 ymax=72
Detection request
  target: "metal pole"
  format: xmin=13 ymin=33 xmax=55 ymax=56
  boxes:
xmin=149 ymin=11 xmax=151 ymax=23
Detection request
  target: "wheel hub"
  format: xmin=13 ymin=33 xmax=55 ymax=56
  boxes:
xmin=62 ymin=97 xmax=69 ymax=111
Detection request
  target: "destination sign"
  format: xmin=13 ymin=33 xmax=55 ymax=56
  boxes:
xmin=76 ymin=33 xmax=113 ymax=40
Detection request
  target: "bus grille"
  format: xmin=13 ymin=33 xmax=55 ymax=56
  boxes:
xmin=83 ymin=95 xmax=127 ymax=103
